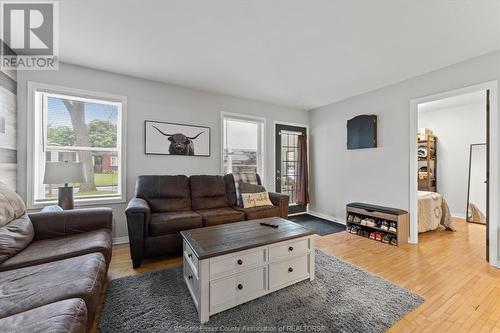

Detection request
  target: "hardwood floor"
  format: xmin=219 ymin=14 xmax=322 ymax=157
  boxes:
xmin=93 ymin=218 xmax=500 ymax=332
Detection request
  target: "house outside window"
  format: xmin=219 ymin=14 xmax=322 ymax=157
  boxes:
xmin=28 ymin=82 xmax=126 ymax=207
xmin=222 ymin=113 xmax=265 ymax=180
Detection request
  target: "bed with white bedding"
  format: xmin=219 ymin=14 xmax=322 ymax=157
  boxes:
xmin=418 ymin=191 xmax=455 ymax=232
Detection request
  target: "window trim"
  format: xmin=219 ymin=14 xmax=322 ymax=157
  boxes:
xmin=27 ymin=81 xmax=127 ymax=209
xmin=220 ymin=111 xmax=266 ymax=184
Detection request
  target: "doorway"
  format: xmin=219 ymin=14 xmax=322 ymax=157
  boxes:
xmin=409 ymin=81 xmax=498 ymax=267
xmin=275 ymin=123 xmax=308 ymax=214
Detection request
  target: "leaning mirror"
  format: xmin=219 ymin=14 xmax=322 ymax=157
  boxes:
xmin=466 ymin=143 xmax=487 ymax=224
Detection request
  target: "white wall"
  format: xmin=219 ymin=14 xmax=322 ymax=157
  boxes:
xmin=309 ymin=50 xmax=500 ymax=256
xmin=419 ymin=93 xmax=486 ymax=217
xmin=16 ymin=63 xmax=309 ymax=240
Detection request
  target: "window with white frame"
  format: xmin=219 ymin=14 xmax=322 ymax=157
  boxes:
xmin=222 ymin=114 xmax=264 ymax=179
xmin=29 ymin=83 xmax=126 ymax=207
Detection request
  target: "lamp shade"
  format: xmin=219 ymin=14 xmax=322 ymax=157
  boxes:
xmin=43 ymin=162 xmax=87 ymax=185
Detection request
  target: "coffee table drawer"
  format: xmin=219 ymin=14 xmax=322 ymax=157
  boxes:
xmin=184 ymin=241 xmax=199 ymax=275
xmin=269 ymin=254 xmax=310 ymax=289
xmin=184 ymin=256 xmax=200 ymax=306
xmin=209 ymin=266 xmax=267 ymax=311
xmin=210 ymin=248 xmax=266 ymax=277
xmin=269 ymin=237 xmax=310 ymax=261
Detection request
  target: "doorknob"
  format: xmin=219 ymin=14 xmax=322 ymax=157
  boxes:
xmin=276 ymin=177 xmax=280 ymax=180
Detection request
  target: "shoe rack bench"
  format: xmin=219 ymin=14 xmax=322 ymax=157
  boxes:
xmin=346 ymin=202 xmax=409 ymax=246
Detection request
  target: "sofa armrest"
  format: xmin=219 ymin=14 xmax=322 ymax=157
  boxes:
xmin=125 ymin=198 xmax=150 ymax=268
xmin=268 ymin=192 xmax=289 ymax=218
xmin=125 ymin=198 xmax=150 ymax=217
xmin=29 ymin=207 xmax=113 ymax=241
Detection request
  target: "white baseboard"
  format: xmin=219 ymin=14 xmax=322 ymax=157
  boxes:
xmin=113 ymin=236 xmax=129 ymax=245
xmin=307 ymin=210 xmax=346 ymax=225
xmin=288 ymin=211 xmax=307 ymax=217
xmin=451 ymin=212 xmax=466 ymax=219
xmin=111 ymin=211 xmax=345 ymax=245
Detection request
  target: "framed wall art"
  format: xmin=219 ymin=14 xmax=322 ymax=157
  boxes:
xmin=145 ymin=120 xmax=210 ymax=156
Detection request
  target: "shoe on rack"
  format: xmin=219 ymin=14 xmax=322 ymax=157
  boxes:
xmin=369 ymin=232 xmax=376 ymax=240
xmin=382 ymin=234 xmax=391 ymax=243
xmin=357 ymin=229 xmax=364 ymax=236
xmin=366 ymin=219 xmax=377 ymax=227
xmin=362 ymin=231 xmax=370 ymax=237
xmin=380 ymin=221 xmax=389 ymax=231
xmin=390 ymin=237 xmax=398 ymax=246
xmin=361 ymin=218 xmax=368 ymax=226
xmin=353 ymin=216 xmax=362 ymax=223
xmin=375 ymin=233 xmax=383 ymax=241
xmin=388 ymin=222 xmax=397 ymax=233
xmin=346 ymin=226 xmax=351 ymax=233
xmin=347 ymin=215 xmax=354 ymax=222
xmin=350 ymin=226 xmax=359 ymax=234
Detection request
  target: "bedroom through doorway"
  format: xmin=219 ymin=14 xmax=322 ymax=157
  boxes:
xmin=415 ymin=89 xmax=489 ymax=260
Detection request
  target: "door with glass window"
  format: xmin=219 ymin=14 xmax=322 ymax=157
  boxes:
xmin=275 ymin=124 xmax=307 ymax=214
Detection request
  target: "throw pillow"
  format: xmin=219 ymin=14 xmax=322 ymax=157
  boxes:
xmin=232 ymin=173 xmax=260 ymax=206
xmin=0 ymin=214 xmax=34 ymax=264
xmin=238 ymin=181 xmax=267 ymax=207
xmin=241 ymin=192 xmax=274 ymax=209
xmin=0 ymin=182 xmax=26 ymax=227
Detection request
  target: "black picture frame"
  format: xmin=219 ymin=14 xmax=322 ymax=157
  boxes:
xmin=144 ymin=120 xmax=211 ymax=157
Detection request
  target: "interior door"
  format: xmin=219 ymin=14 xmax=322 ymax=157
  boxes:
xmin=275 ymin=124 xmax=307 ymax=214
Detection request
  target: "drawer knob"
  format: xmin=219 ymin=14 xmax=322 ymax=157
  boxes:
xmin=288 ymin=267 xmax=293 ymax=273
xmin=288 ymin=246 xmax=294 ymax=252
xmin=237 ymin=284 xmax=243 ymax=290
xmin=188 ymin=275 xmax=193 ymax=280
xmin=237 ymin=259 xmax=243 ymax=265
xmin=188 ymin=253 xmax=192 ymax=258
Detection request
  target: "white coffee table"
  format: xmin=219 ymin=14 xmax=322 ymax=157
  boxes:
xmin=180 ymin=217 xmax=316 ymax=323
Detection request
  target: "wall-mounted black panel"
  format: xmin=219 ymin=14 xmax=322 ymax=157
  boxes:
xmin=347 ymin=114 xmax=377 ymax=150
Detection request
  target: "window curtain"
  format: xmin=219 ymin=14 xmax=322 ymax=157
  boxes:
xmin=295 ymin=134 xmax=309 ymax=205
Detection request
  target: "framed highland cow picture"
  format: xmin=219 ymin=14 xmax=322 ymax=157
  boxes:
xmin=145 ymin=120 xmax=210 ymax=156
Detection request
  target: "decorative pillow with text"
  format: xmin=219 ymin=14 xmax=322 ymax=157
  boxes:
xmin=241 ymin=192 xmax=273 ymax=208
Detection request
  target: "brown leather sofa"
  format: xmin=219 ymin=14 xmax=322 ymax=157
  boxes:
xmin=125 ymin=174 xmax=289 ymax=268
xmin=0 ymin=208 xmax=113 ymax=333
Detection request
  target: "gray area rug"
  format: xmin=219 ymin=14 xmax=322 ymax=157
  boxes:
xmin=99 ymin=251 xmax=423 ymax=333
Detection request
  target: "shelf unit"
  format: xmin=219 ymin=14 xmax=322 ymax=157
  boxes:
xmin=418 ymin=134 xmax=437 ymax=192
xmin=346 ymin=202 xmax=409 ymax=246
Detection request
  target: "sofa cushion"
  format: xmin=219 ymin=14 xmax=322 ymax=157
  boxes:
xmin=0 ymin=298 xmax=87 ymax=333
xmin=0 ymin=181 xmax=26 ymax=226
xmin=190 ymin=175 xmax=229 ymax=210
xmin=0 ymin=252 xmax=106 ymax=327
xmin=136 ymin=175 xmax=191 ymax=213
xmin=149 ymin=211 xmax=202 ymax=236
xmin=234 ymin=205 xmax=281 ymax=220
xmin=0 ymin=229 xmax=111 ymax=271
xmin=0 ymin=214 xmax=34 ymax=264
xmin=223 ymin=174 xmax=238 ymax=207
xmin=195 ymin=207 xmax=245 ymax=227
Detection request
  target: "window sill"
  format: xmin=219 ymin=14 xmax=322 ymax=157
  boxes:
xmin=28 ymin=196 xmax=126 ymax=210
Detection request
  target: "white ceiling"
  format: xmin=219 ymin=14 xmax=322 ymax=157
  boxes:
xmin=418 ymin=90 xmax=486 ymax=113
xmin=59 ymin=0 xmax=500 ymax=110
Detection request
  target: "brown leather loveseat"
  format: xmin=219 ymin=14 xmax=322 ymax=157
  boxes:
xmin=125 ymin=174 xmax=289 ymax=268
xmin=0 ymin=208 xmax=113 ymax=333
